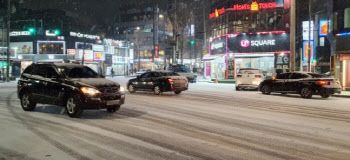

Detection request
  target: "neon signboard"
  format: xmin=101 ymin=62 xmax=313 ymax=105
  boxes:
xmin=319 ymin=20 xmax=329 ymax=36
xmin=209 ymin=7 xmax=225 ymax=19
xmin=240 ymin=40 xmax=250 ymax=48
xmin=303 ymin=41 xmax=315 ymax=62
xmin=230 ymin=2 xmax=277 ymax=11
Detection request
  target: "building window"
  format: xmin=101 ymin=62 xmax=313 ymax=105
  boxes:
xmin=344 ymin=8 xmax=350 ymax=28
xmin=39 ymin=43 xmax=64 ymax=54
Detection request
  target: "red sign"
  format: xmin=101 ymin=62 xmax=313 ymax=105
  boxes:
xmin=231 ymin=2 xmax=276 ymax=11
xmin=209 ymin=7 xmax=225 ymax=19
xmin=155 ymin=45 xmax=159 ymax=58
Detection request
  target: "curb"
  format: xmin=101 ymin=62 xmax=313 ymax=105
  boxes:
xmin=332 ymin=94 xmax=350 ymax=98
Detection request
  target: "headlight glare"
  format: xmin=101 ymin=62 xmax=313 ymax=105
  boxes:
xmin=81 ymin=87 xmax=100 ymax=95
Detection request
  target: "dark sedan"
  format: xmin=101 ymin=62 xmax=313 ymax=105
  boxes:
xmin=259 ymin=72 xmax=341 ymax=98
xmin=127 ymin=71 xmax=188 ymax=95
xmin=17 ymin=63 xmax=125 ymax=118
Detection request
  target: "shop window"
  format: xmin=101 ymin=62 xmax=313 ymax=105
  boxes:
xmin=345 ymin=8 xmax=350 ymax=28
xmin=39 ymin=43 xmax=64 ymax=54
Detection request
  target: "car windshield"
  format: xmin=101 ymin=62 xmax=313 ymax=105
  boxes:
xmin=58 ymin=66 xmax=100 ymax=78
xmin=160 ymin=72 xmax=179 ymax=76
xmin=308 ymin=73 xmax=325 ymax=78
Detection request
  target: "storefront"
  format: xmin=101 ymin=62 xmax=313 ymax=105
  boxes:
xmin=207 ymin=32 xmax=290 ymax=79
xmin=335 ymin=34 xmax=350 ymax=91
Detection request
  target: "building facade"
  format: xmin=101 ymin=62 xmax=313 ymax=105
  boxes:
xmin=205 ymin=0 xmax=291 ymax=79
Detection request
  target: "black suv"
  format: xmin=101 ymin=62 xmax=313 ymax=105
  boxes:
xmin=17 ymin=63 xmax=125 ymax=118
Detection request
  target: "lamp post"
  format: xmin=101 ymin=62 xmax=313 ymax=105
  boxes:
xmin=6 ymin=0 xmax=11 ymax=82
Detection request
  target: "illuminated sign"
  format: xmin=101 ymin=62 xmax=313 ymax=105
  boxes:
xmin=67 ymin=49 xmax=76 ymax=55
xmin=251 ymin=40 xmax=276 ymax=46
xmin=76 ymin=49 xmax=93 ymax=61
xmin=45 ymin=30 xmax=56 ymax=36
xmin=319 ymin=20 xmax=329 ymax=36
xmin=94 ymin=52 xmax=105 ymax=60
xmin=231 ymin=2 xmax=276 ymax=11
xmin=9 ymin=31 xmax=31 ymax=36
xmin=240 ymin=40 xmax=250 ymax=47
xmin=211 ymin=42 xmax=224 ymax=50
xmin=155 ymin=45 xmax=159 ymax=58
xmin=251 ymin=1 xmax=259 ymax=11
xmin=302 ymin=21 xmax=314 ymax=40
xmin=112 ymin=56 xmax=125 ymax=63
xmin=70 ymin=32 xmax=100 ymax=40
xmin=93 ymin=45 xmax=104 ymax=52
xmin=48 ymin=55 xmax=55 ymax=59
xmin=303 ymin=41 xmax=315 ymax=62
xmin=209 ymin=7 xmax=225 ymax=19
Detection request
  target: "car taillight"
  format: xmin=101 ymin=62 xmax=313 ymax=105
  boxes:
xmin=237 ymin=75 xmax=242 ymax=78
xmin=255 ymin=75 xmax=262 ymax=78
xmin=168 ymin=79 xmax=174 ymax=84
xmin=316 ymin=81 xmax=329 ymax=85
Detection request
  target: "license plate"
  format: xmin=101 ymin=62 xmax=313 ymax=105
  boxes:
xmin=107 ymin=100 xmax=120 ymax=106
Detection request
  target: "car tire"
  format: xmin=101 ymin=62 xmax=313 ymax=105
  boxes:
xmin=236 ymin=87 xmax=241 ymax=91
xmin=261 ymin=85 xmax=271 ymax=95
xmin=300 ymin=87 xmax=313 ymax=99
xmin=107 ymin=105 xmax=120 ymax=113
xmin=154 ymin=85 xmax=161 ymax=95
xmin=174 ymin=91 xmax=182 ymax=94
xmin=320 ymin=93 xmax=331 ymax=98
xmin=128 ymin=84 xmax=135 ymax=93
xmin=66 ymin=96 xmax=83 ymax=118
xmin=21 ymin=92 xmax=36 ymax=111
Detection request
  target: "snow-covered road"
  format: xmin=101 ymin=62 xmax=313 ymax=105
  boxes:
xmin=1 ymin=77 xmax=350 ymax=160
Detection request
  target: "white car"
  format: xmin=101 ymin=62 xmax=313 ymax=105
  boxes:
xmin=236 ymin=68 xmax=264 ymax=90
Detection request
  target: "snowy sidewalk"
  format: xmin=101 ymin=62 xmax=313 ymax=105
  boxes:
xmin=0 ymin=80 xmax=18 ymax=88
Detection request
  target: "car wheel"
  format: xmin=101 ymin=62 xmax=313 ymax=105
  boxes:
xmin=261 ymin=85 xmax=271 ymax=95
xmin=21 ymin=92 xmax=36 ymax=111
xmin=300 ymin=87 xmax=313 ymax=99
xmin=174 ymin=91 xmax=182 ymax=94
xmin=66 ymin=96 xmax=83 ymax=118
xmin=320 ymin=93 xmax=331 ymax=98
xmin=107 ymin=105 xmax=120 ymax=113
xmin=128 ymin=84 xmax=135 ymax=93
xmin=154 ymin=85 xmax=161 ymax=95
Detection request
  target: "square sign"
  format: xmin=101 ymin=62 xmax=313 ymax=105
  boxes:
xmin=319 ymin=20 xmax=329 ymax=36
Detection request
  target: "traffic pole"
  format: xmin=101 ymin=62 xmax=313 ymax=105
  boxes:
xmin=290 ymin=0 xmax=296 ymax=72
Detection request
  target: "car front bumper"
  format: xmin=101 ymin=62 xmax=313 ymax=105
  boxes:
xmin=237 ymin=84 xmax=260 ymax=89
xmin=80 ymin=92 xmax=125 ymax=109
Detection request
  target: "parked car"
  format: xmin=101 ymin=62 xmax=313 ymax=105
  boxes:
xmin=166 ymin=65 xmax=197 ymax=83
xmin=259 ymin=72 xmax=341 ymax=98
xmin=17 ymin=63 xmax=125 ymax=118
xmin=127 ymin=71 xmax=188 ymax=95
xmin=136 ymin=69 xmax=151 ymax=76
xmin=236 ymin=68 xmax=264 ymax=90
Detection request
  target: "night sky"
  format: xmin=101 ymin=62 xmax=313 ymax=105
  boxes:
xmin=22 ymin=0 xmax=121 ymax=25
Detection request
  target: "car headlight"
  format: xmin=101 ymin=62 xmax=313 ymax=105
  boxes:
xmin=81 ymin=87 xmax=101 ymax=95
xmin=120 ymin=86 xmax=125 ymax=92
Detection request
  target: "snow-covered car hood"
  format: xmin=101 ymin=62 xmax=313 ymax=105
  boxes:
xmin=70 ymin=78 xmax=120 ymax=88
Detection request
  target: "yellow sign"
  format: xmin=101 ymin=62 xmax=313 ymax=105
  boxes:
xmin=251 ymin=1 xmax=259 ymax=11
xmin=203 ymin=49 xmax=207 ymax=55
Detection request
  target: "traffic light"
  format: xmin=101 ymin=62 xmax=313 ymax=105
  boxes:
xmin=28 ymin=27 xmax=36 ymax=35
xmin=54 ymin=29 xmax=61 ymax=36
xmin=191 ymin=40 xmax=196 ymax=46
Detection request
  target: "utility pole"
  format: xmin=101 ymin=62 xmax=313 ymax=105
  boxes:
xmin=6 ymin=0 xmax=11 ymax=82
xmin=173 ymin=0 xmax=177 ymax=65
xmin=153 ymin=4 xmax=159 ymax=70
xmin=290 ymin=0 xmax=296 ymax=72
xmin=202 ymin=0 xmax=207 ymax=60
xmin=308 ymin=0 xmax=312 ymax=72
xmin=82 ymin=41 xmax=85 ymax=65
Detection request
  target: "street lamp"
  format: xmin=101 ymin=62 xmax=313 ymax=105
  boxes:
xmin=136 ymin=27 xmax=140 ymax=30
xmin=159 ymin=14 xmax=164 ymax=19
